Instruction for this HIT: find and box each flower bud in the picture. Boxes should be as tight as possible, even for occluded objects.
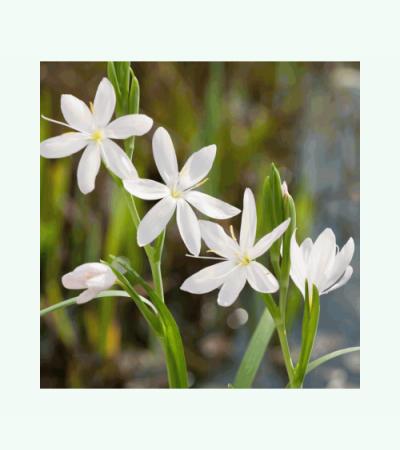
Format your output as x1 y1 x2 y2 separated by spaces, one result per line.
62 262 116 304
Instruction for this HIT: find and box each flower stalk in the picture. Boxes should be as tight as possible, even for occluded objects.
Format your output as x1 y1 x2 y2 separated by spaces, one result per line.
107 62 187 386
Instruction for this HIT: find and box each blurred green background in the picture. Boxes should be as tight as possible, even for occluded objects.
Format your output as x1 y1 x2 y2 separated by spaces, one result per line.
40 62 360 388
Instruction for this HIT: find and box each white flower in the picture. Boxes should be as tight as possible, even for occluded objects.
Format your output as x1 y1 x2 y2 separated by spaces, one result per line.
123 127 241 255
40 77 153 194
62 262 116 304
290 229 354 298
180 188 290 307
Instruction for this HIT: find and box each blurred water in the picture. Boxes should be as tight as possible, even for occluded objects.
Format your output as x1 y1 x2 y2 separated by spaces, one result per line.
201 64 360 388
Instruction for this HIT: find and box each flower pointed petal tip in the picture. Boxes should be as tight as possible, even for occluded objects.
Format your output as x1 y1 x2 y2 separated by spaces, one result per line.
180 260 235 294
217 268 247 307
184 191 240 220
40 133 89 159
61 94 94 133
176 200 201 256
240 188 257 250
137 196 177 246
152 127 179 186
77 144 101 194
105 114 153 139
93 77 116 127
76 289 98 304
123 178 169 200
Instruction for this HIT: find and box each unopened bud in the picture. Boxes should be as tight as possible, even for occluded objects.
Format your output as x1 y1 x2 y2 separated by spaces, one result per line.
281 181 289 198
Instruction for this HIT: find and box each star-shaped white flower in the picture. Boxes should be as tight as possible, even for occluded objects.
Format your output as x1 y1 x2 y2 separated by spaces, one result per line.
290 229 354 298
40 77 153 194
123 127 241 255
180 188 290 307
62 262 116 304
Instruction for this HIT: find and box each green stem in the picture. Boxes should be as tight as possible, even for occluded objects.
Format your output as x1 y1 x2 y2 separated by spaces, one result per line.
108 61 185 387
261 294 295 387
275 319 295 386
40 290 130 316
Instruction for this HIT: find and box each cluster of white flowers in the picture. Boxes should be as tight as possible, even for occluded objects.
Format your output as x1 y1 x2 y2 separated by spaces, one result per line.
42 78 354 305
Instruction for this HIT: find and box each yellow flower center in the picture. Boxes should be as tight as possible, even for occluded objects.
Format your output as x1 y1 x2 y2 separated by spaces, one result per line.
239 254 251 266
91 129 104 143
171 188 182 199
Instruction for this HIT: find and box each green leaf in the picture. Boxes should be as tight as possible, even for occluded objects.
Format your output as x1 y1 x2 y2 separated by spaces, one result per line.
128 69 140 115
108 256 189 388
279 193 296 319
40 290 131 316
293 284 320 387
306 347 360 375
232 307 275 388
270 163 284 226
106 258 163 336
107 62 121 97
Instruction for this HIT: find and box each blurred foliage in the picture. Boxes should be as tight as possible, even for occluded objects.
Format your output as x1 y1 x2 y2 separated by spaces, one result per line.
40 62 359 388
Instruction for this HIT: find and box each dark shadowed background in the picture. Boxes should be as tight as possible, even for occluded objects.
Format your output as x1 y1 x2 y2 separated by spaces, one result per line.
40 62 360 388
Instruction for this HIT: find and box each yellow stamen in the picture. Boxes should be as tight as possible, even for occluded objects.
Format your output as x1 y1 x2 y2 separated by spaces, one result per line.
240 255 251 266
229 225 237 241
171 189 182 199
91 129 104 143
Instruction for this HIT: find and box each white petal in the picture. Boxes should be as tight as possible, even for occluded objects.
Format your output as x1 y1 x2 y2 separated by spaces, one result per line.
123 178 169 200
62 272 88 289
246 261 279 293
62 262 109 289
152 127 179 186
248 218 291 260
137 196 177 246
105 114 153 139
40 133 89 158
322 266 353 295
324 237 355 290
300 238 313 264
181 260 235 294
184 190 241 219
86 271 116 289
289 232 307 297
76 288 100 304
176 200 201 255
77 143 101 194
199 220 241 260
308 228 336 289
101 139 138 179
93 78 116 128
178 145 216 190
61 94 94 133
217 266 247 307
239 188 257 250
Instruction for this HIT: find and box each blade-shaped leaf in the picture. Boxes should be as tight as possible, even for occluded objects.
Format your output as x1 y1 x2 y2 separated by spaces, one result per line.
108 256 189 388
232 307 275 388
306 347 360 375
40 290 131 316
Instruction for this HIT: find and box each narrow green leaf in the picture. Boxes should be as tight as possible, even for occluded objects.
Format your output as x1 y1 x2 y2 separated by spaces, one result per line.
279 194 296 319
108 256 189 388
107 62 121 97
270 163 284 226
106 259 163 336
128 69 140 114
293 284 320 387
40 290 131 316
232 308 275 388
260 175 273 234
306 347 360 375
